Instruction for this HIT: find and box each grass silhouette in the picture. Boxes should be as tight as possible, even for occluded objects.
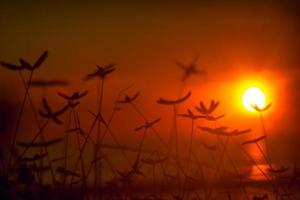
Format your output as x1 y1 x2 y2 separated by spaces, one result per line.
0 51 299 200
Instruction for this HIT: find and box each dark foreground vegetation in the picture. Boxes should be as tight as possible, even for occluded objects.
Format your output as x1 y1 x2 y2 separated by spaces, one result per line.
0 51 299 200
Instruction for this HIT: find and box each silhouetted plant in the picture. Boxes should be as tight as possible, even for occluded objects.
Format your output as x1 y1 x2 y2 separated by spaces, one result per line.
157 91 191 105
83 64 116 198
116 91 140 104
83 64 115 81
1 51 49 174
174 56 206 82
0 51 296 200
29 79 70 87
1 51 48 71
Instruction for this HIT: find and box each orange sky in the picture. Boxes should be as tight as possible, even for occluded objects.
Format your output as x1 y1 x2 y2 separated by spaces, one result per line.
0 1 300 165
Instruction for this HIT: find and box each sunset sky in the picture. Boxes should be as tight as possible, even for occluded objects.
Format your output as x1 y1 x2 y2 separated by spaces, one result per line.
1 1 300 165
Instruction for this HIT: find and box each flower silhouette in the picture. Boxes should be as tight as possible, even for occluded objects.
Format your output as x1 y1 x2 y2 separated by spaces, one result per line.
251 103 272 112
83 64 115 81
135 118 161 131
39 98 69 124
174 56 206 81
1 51 48 71
195 100 219 115
116 91 140 104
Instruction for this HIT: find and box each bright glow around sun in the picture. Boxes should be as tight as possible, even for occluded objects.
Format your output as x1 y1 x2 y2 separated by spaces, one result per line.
242 87 266 112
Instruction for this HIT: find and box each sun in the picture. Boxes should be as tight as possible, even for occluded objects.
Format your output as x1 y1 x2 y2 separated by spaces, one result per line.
242 87 266 112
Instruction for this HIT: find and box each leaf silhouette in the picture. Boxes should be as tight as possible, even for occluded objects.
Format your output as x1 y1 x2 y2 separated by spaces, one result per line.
17 137 63 148
141 156 168 165
32 51 48 69
0 61 26 71
204 114 225 121
251 103 272 112
56 167 81 178
29 79 70 87
157 91 191 105
242 135 266 145
177 109 206 120
199 126 251 136
116 91 140 104
135 118 161 131
65 127 85 135
19 153 48 162
195 100 219 115
228 128 251 136
1 51 48 71
58 90 88 101
39 98 69 124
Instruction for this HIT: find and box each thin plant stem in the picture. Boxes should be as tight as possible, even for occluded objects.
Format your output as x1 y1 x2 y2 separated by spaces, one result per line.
99 85 134 144
19 71 45 182
137 129 147 161
63 110 72 185
256 142 280 197
94 78 104 199
10 119 49 169
232 138 271 182
153 164 156 193
130 102 167 155
219 138 250 200
173 105 179 175
19 81 58 185
73 109 90 200
207 136 229 200
7 71 34 172
192 152 208 200
72 112 132 183
182 119 195 199
259 113 272 165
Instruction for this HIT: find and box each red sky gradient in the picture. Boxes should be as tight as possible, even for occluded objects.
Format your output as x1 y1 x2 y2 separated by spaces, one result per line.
0 1 300 166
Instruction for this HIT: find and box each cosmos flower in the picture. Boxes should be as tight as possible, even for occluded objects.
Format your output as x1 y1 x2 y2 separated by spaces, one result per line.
195 100 219 115
251 103 272 112
83 64 115 81
39 98 69 124
174 56 206 81
58 90 88 107
1 51 48 71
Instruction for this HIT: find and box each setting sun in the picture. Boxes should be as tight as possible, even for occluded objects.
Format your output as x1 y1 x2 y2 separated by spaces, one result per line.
242 86 266 112
0 1 297 199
